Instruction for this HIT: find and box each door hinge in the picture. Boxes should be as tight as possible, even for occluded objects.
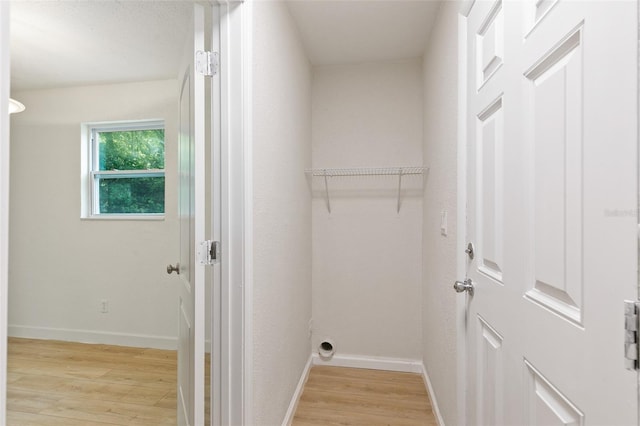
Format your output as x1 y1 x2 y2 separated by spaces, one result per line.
624 300 639 370
198 240 221 265
196 50 218 77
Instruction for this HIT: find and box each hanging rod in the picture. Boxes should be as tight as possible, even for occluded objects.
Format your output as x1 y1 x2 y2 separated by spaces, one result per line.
304 166 427 213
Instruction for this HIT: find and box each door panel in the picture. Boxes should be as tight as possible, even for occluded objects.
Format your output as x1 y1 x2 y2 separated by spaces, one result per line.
524 360 583 426
525 25 584 325
477 316 504 426
176 4 206 426
464 1 638 425
525 0 559 33
476 96 504 283
522 3 637 424
476 0 503 90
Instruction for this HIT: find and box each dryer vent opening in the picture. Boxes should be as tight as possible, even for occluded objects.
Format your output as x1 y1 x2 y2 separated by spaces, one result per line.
318 339 335 360
320 341 332 351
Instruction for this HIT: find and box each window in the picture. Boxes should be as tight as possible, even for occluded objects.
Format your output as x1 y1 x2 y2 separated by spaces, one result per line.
84 120 165 218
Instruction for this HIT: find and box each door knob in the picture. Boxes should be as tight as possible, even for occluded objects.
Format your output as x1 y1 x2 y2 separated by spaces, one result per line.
167 263 180 275
454 278 474 296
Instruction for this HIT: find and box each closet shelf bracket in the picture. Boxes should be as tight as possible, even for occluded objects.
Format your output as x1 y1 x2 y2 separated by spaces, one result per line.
323 169 331 213
305 166 427 213
397 169 403 213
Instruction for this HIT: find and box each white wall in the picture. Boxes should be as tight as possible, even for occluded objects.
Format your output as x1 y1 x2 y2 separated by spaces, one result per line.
421 2 460 425
8 79 179 349
311 60 423 361
251 2 312 425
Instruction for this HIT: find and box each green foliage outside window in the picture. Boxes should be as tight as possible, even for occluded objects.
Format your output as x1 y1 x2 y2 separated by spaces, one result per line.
96 128 165 214
98 129 164 171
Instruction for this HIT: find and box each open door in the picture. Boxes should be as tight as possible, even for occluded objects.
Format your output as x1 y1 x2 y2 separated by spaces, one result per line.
168 4 206 425
0 2 9 425
459 1 638 424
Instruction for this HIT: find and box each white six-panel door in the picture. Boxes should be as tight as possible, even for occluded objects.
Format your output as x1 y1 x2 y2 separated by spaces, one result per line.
463 1 638 424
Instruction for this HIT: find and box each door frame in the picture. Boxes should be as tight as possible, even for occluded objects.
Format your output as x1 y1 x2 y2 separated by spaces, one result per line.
0 2 10 425
214 1 248 425
456 2 473 425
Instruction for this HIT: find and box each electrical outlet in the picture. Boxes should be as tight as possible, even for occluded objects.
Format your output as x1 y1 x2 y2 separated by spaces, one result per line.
100 299 109 314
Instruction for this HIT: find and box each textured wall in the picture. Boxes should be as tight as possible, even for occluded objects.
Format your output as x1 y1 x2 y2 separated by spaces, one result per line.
9 79 179 349
421 2 460 425
312 60 423 361
251 2 313 424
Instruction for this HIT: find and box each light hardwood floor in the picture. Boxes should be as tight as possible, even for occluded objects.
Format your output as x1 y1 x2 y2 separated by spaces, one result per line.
7 337 178 426
8 338 435 425
292 366 438 426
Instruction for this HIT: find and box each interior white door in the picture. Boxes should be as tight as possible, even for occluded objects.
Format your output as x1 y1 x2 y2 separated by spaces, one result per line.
174 4 206 426
462 1 638 424
0 3 9 425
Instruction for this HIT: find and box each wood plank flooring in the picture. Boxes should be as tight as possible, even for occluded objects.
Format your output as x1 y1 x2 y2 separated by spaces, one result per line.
292 366 438 426
7 337 177 426
9 338 436 425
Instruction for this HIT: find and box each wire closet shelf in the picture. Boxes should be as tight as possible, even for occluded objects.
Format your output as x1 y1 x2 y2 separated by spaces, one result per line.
305 166 428 213
304 166 426 177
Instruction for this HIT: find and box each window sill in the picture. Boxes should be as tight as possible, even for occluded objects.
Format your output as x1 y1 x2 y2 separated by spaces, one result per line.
81 215 165 221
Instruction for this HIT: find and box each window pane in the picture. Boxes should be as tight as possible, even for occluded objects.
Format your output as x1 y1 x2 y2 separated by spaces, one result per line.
98 176 165 214
97 129 165 171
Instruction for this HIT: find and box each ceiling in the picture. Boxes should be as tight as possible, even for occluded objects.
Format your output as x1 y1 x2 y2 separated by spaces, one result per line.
9 0 441 92
10 1 193 91
287 0 441 66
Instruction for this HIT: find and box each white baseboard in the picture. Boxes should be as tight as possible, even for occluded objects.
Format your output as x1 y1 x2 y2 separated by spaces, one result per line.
282 354 313 426
421 363 445 426
311 352 422 373
8 325 177 350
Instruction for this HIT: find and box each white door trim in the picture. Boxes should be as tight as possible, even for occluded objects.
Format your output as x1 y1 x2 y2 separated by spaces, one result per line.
0 2 9 425
210 4 223 425
214 0 251 424
456 4 470 425
239 1 253 424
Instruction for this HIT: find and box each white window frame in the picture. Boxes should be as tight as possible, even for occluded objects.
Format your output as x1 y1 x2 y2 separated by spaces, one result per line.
81 119 166 220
